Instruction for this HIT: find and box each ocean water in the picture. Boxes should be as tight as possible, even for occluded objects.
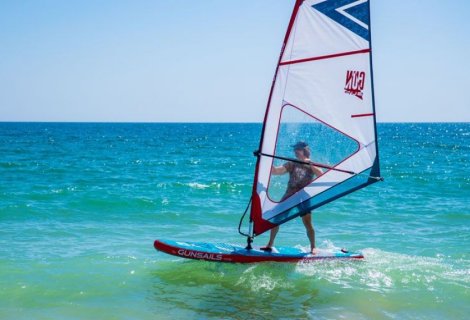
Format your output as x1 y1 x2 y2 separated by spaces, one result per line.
0 122 468 319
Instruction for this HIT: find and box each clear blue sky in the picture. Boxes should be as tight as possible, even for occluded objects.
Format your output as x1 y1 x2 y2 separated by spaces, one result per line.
1 0 469 122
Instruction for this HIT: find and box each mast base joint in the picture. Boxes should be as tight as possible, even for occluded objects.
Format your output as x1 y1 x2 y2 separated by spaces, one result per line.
245 236 254 250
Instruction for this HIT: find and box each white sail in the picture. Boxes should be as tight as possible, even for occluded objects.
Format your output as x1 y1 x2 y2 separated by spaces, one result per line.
250 0 380 236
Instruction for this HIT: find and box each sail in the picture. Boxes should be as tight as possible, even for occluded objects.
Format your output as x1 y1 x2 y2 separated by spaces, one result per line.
250 0 381 236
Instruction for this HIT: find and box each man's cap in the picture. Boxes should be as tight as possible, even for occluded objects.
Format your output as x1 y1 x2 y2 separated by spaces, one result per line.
291 141 308 149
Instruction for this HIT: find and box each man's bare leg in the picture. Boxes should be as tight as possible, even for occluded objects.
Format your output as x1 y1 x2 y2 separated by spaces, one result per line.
262 226 279 251
301 213 317 254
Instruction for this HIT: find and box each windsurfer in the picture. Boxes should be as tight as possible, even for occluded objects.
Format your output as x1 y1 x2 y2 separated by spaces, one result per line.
262 141 323 254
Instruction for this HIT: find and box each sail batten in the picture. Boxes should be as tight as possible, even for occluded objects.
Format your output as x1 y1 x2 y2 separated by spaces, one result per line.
280 48 370 66
250 0 380 237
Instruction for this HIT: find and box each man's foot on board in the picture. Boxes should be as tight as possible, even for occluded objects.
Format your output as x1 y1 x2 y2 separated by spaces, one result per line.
310 248 318 255
260 246 273 252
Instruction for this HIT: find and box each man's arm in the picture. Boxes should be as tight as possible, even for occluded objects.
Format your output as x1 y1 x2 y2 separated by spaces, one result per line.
311 165 323 177
271 165 287 175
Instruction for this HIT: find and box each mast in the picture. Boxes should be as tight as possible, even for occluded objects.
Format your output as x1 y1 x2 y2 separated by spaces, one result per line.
248 0 304 244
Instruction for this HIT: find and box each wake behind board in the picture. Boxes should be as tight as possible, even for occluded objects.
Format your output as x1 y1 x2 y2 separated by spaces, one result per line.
154 239 363 263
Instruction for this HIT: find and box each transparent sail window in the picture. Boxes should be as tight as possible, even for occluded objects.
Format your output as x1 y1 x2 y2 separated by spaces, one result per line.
267 103 360 202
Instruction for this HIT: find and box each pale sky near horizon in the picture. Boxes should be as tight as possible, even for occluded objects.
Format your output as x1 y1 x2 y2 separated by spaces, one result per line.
1 0 469 123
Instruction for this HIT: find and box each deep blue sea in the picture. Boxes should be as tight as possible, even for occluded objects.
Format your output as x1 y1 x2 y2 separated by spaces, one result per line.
0 122 469 319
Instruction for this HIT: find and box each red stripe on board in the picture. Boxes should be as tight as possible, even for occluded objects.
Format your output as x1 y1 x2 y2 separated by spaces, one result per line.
280 49 370 66
351 113 374 118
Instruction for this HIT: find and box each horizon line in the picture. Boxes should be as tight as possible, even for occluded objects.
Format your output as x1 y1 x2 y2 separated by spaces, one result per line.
0 120 469 124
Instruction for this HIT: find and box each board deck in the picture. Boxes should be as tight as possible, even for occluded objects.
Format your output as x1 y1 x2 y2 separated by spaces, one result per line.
154 239 363 263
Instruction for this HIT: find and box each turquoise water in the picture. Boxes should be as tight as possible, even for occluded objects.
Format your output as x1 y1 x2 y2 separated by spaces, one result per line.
0 122 468 319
